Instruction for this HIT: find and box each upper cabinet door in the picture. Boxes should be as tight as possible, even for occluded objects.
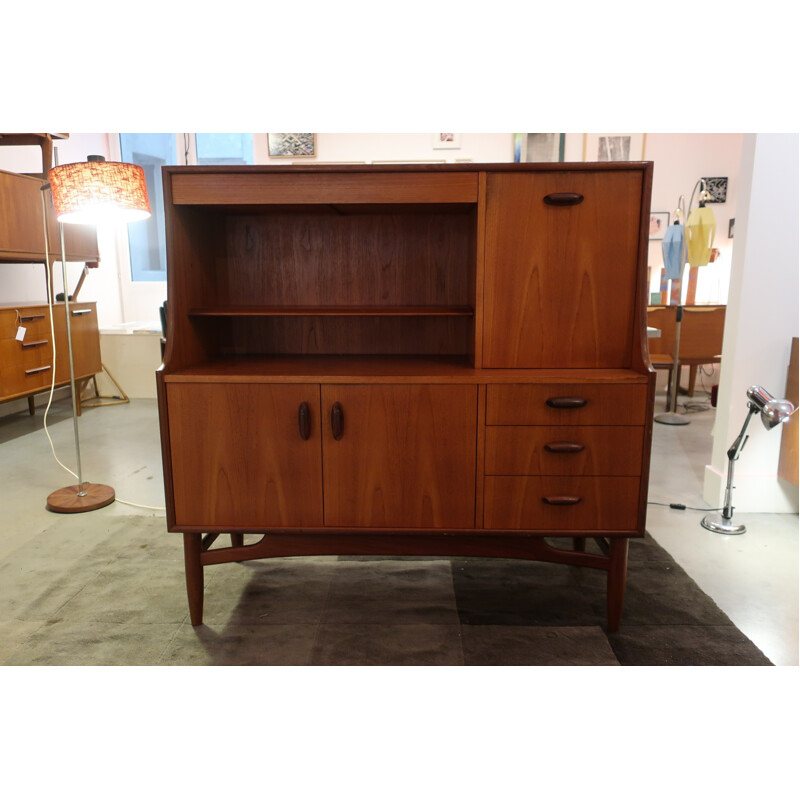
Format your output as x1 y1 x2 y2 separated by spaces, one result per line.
167 383 323 529
483 170 644 368
321 384 477 529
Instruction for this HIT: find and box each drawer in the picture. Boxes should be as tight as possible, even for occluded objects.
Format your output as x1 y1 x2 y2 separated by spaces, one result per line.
484 426 644 476
0 307 52 341
170 171 479 206
486 383 647 426
0 338 54 396
484 476 641 531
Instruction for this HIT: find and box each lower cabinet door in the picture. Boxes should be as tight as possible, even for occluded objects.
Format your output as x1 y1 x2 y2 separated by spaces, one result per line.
321 384 477 528
167 383 323 528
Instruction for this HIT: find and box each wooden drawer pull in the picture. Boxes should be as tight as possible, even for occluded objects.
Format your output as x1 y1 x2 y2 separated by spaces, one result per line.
298 402 311 441
21 339 49 349
71 309 92 316
542 495 582 506
25 365 51 375
546 396 587 409
19 314 45 322
330 402 344 440
544 441 585 454
543 192 584 207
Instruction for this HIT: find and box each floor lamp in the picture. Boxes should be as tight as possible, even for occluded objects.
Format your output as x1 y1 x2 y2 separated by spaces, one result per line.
701 385 796 535
655 180 716 427
45 155 150 513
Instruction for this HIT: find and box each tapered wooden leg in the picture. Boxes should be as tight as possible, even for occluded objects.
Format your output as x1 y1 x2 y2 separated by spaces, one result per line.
27 396 36 415
688 366 697 397
572 537 586 552
230 533 244 547
183 533 204 626
606 538 629 633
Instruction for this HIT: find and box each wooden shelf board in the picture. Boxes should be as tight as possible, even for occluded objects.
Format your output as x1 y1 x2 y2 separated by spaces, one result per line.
188 305 475 317
163 355 650 384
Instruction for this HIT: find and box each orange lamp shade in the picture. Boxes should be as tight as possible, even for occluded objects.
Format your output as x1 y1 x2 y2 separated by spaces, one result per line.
48 158 151 225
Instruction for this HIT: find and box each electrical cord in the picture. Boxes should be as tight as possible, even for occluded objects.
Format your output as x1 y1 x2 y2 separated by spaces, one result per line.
38 188 166 513
648 501 725 511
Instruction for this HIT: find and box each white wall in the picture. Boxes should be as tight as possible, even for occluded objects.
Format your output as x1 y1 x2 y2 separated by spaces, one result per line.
703 133 799 513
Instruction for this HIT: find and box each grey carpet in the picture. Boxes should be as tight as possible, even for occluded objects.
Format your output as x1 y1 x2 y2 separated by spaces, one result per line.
0 516 772 666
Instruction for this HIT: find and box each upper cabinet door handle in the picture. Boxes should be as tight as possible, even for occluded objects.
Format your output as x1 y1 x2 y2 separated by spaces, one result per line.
546 397 587 409
543 192 584 206
298 402 311 441
330 402 344 440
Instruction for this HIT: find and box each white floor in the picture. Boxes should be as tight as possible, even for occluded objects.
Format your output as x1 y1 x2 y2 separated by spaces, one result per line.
646 374 798 666
1 375 797 665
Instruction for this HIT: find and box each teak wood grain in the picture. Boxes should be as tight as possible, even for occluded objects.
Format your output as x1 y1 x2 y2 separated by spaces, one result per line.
166 383 324 528
222 211 472 308
170 171 479 205
320 384 477 528
486 383 648 426
483 170 643 368
484 475 641 530
484 425 644 476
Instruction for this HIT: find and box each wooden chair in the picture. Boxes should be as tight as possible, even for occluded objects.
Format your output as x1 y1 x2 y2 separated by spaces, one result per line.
647 305 677 410
677 305 726 396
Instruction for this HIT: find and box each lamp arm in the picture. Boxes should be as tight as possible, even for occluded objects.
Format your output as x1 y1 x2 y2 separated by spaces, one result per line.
727 404 759 461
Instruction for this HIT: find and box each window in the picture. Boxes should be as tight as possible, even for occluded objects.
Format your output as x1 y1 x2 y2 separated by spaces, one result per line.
119 133 254 281
119 133 176 282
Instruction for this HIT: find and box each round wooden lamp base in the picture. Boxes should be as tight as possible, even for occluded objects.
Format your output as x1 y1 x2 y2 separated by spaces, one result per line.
46 483 115 513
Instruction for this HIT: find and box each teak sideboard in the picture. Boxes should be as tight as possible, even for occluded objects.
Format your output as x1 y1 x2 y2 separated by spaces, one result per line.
156 162 656 630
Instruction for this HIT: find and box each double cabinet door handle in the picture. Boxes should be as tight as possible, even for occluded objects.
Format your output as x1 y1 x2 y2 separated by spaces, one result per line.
297 401 345 440
298 402 311 441
330 402 344 440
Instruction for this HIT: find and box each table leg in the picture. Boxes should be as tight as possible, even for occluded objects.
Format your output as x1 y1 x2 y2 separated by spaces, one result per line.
607 538 629 633
183 534 204 626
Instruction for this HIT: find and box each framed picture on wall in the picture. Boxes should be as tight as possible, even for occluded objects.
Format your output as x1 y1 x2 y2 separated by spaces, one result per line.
514 133 565 162
649 212 670 240
268 133 316 158
432 134 462 149
583 133 645 162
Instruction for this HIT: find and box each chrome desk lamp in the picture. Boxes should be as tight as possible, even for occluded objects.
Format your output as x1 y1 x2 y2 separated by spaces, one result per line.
702 385 796 534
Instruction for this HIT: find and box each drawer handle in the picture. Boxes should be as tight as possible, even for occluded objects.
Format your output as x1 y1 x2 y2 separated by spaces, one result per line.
542 495 582 506
544 442 585 454
543 192 584 207
21 339 49 349
546 397 587 409
71 309 92 316
298 402 311 441
331 402 344 440
19 314 45 322
25 365 51 375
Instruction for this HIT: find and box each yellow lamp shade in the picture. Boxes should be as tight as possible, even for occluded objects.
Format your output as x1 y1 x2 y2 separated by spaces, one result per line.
48 157 151 225
686 206 716 267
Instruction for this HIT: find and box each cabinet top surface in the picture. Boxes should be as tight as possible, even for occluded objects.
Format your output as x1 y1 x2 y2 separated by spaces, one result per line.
163 161 653 176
